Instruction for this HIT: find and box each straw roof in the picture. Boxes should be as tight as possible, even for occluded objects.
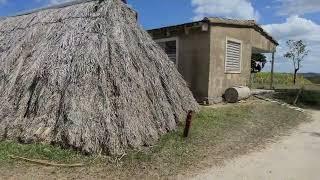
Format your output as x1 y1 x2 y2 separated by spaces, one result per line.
0 0 198 154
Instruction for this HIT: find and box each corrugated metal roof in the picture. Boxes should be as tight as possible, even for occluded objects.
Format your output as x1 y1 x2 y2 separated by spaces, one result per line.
205 17 278 45
205 17 256 26
149 17 279 46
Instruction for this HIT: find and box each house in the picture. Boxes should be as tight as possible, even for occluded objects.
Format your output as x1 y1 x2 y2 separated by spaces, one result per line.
148 17 278 104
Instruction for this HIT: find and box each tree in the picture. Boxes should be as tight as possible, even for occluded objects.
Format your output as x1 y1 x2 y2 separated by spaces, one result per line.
251 53 267 73
284 40 309 84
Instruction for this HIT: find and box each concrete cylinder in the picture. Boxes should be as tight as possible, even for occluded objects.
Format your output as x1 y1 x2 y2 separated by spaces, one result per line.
224 86 251 103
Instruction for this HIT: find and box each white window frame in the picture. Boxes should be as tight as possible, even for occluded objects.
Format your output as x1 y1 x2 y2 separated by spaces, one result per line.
225 37 242 74
155 37 179 67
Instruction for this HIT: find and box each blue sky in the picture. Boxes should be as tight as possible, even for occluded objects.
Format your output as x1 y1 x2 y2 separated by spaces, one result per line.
0 0 319 73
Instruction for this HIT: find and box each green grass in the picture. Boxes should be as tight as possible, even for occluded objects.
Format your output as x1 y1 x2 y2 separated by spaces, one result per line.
0 107 250 166
122 104 308 175
251 72 320 109
273 88 320 110
305 76 320 84
0 141 89 164
251 72 312 89
0 102 309 179
123 105 251 174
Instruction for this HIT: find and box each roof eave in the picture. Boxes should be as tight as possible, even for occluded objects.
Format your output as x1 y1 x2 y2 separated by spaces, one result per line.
208 22 279 46
148 18 279 46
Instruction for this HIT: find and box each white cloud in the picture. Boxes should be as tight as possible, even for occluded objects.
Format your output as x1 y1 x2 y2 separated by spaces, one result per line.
263 16 320 73
48 0 73 5
191 0 260 21
263 15 320 42
277 0 320 15
35 0 73 5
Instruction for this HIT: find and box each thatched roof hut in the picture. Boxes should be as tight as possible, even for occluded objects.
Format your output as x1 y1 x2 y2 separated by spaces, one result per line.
0 0 198 154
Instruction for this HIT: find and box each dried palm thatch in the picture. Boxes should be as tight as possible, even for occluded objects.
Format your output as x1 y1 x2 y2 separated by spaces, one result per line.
0 0 198 155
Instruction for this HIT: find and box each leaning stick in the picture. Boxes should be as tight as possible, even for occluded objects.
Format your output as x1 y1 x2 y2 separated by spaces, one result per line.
9 155 85 167
293 87 304 106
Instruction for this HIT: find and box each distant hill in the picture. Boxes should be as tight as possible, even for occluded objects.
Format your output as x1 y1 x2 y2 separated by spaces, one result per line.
300 73 320 78
300 73 320 84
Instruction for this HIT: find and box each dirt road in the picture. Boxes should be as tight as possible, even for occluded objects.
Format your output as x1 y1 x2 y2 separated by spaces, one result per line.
194 110 320 180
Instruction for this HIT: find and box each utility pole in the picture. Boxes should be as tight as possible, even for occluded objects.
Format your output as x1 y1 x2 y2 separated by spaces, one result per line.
270 51 275 89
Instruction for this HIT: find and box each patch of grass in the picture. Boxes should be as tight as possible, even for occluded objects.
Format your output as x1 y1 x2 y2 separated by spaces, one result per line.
122 106 252 176
273 88 320 110
0 141 89 164
251 72 320 109
0 102 310 179
103 103 309 179
251 72 312 89
305 76 320 84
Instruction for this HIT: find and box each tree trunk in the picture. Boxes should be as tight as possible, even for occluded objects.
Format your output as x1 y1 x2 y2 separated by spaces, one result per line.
293 69 299 85
270 52 275 89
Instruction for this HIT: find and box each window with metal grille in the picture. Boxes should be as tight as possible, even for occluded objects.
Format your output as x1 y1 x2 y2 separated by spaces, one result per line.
225 39 242 73
155 38 179 66
158 41 177 64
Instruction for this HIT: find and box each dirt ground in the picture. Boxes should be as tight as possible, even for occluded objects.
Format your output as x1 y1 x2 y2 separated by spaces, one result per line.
193 110 320 180
0 101 314 180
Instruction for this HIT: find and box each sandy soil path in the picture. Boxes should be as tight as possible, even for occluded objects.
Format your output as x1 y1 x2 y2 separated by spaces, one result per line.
193 110 320 180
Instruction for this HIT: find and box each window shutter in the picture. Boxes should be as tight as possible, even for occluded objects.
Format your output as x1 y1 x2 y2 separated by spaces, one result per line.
157 40 177 65
225 40 241 73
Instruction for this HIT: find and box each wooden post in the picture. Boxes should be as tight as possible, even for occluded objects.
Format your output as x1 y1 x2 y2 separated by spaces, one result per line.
293 87 304 106
183 110 194 138
270 52 275 89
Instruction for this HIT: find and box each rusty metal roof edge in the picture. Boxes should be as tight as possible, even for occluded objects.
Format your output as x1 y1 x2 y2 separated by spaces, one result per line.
147 20 207 32
148 17 279 46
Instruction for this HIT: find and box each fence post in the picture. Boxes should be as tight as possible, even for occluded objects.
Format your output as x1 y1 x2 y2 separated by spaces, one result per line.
183 110 194 138
270 52 275 89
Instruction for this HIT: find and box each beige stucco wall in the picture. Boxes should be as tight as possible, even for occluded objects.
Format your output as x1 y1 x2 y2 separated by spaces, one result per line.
150 28 211 101
178 31 211 101
208 26 253 101
149 24 277 103
251 30 277 53
208 26 277 101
